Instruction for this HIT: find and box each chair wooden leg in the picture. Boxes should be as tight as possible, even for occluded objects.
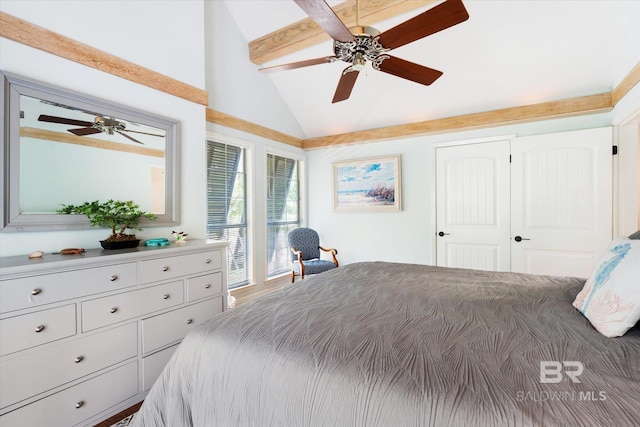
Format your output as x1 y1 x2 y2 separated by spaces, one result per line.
291 271 295 283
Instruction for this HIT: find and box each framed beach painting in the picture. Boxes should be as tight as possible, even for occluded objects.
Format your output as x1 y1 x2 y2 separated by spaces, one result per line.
333 155 402 212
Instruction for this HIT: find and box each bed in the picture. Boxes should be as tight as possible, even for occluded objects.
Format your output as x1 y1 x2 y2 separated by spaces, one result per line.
132 262 640 426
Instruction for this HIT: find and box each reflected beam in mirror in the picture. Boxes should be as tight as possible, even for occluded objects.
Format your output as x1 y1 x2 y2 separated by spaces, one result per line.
20 127 165 158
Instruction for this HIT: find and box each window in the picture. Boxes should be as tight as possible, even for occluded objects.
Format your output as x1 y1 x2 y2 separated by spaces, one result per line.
266 153 299 277
206 141 248 288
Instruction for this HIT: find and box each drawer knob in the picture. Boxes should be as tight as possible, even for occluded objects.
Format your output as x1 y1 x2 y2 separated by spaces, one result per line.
186 318 193 324
163 294 170 300
31 288 42 296
75 401 84 409
109 275 118 282
205 259 211 264
74 356 84 363
205 283 211 289
162 266 169 272
110 307 118 314
34 325 45 333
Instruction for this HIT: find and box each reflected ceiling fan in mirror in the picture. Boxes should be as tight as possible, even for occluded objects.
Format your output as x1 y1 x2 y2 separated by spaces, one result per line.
37 114 164 145
259 0 469 103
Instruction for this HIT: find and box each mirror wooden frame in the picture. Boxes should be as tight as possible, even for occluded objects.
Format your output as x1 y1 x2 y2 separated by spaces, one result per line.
0 71 181 232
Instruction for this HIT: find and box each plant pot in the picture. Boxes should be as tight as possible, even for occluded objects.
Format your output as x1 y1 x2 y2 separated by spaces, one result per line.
100 239 141 250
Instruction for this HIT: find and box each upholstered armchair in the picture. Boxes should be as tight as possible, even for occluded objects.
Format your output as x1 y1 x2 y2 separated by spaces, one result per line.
288 228 339 283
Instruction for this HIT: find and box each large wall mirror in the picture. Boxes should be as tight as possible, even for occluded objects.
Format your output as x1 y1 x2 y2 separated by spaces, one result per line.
1 71 181 232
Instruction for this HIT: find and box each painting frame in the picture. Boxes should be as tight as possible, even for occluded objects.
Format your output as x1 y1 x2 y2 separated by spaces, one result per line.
332 155 402 212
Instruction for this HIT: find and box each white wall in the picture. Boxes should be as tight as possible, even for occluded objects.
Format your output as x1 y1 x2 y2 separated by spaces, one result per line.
615 120 640 236
205 0 306 139
307 113 620 266
612 1 640 88
0 0 207 256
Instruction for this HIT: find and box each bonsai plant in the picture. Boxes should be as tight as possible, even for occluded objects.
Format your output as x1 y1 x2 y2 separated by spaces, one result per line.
57 199 156 249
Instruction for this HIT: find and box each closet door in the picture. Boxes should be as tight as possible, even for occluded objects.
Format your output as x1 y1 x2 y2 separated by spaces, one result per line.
510 127 612 278
436 140 511 271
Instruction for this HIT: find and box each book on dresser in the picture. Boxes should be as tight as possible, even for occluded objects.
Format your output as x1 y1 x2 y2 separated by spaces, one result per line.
0 239 228 427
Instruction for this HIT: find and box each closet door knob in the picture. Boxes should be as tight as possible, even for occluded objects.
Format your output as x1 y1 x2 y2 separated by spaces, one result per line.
438 231 450 237
514 236 531 242
34 325 45 333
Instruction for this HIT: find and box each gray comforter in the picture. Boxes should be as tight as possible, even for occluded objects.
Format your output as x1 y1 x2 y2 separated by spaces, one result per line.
133 262 640 427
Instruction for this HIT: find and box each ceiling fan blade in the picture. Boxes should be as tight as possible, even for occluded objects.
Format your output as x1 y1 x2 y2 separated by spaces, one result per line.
116 130 144 145
376 56 443 86
377 0 469 50
38 114 94 128
68 127 102 136
259 56 337 74
332 69 359 103
122 129 164 138
294 0 355 42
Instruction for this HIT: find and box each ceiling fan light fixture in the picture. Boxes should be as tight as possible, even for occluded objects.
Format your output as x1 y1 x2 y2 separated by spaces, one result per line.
334 26 389 68
352 52 366 71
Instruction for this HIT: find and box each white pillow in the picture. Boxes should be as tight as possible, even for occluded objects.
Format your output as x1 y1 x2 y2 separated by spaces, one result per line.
573 238 640 337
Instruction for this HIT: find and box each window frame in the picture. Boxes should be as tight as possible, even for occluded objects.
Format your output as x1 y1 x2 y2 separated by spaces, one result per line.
205 134 253 289
265 148 306 279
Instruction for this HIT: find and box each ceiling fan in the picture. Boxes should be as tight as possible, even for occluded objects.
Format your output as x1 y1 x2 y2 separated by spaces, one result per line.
259 0 469 103
37 114 163 145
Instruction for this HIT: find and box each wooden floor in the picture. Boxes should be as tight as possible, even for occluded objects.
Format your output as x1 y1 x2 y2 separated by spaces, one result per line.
93 402 143 427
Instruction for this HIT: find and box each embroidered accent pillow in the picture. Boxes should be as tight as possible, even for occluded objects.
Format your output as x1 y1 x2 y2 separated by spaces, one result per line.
573 238 640 337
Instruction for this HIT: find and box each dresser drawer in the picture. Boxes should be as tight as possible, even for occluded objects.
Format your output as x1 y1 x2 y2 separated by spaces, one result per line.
142 297 223 354
140 250 222 284
82 281 183 332
0 304 76 356
187 272 223 301
0 361 138 427
142 344 179 391
0 263 137 314
0 323 137 409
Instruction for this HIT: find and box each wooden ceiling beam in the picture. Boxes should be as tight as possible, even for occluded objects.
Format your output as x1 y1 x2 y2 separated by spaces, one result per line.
613 60 640 106
302 93 613 149
206 109 304 148
0 12 209 106
249 0 437 65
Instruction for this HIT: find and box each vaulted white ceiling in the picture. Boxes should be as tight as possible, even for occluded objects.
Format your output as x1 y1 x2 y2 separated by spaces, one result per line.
222 0 636 139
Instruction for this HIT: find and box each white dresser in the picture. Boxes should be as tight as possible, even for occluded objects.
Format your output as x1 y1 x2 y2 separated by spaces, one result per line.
0 240 227 427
